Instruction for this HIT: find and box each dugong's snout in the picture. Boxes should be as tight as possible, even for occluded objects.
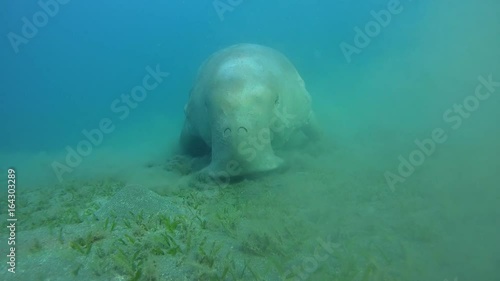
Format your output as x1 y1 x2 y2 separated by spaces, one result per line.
207 125 285 178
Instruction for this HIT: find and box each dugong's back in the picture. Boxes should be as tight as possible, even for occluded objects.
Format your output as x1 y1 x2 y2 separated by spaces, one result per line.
187 43 312 140
195 44 299 86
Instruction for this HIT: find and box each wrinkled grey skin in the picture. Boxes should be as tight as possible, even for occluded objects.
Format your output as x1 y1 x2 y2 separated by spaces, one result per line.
180 43 320 178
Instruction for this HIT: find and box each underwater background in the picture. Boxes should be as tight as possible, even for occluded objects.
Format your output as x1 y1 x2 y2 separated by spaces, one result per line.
0 0 499 280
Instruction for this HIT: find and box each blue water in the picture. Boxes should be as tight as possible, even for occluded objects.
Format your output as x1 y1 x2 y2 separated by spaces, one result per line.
0 1 499 280
0 0 428 152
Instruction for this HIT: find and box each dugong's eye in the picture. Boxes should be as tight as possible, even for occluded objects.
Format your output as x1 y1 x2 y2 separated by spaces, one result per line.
275 96 279 105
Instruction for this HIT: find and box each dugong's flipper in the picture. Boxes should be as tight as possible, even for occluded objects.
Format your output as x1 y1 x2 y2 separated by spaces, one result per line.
302 112 322 140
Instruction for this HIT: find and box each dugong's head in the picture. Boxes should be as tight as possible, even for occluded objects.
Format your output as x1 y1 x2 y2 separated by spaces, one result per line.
203 77 285 178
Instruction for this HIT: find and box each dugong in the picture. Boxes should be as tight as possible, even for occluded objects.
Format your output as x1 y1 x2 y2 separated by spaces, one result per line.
179 43 320 179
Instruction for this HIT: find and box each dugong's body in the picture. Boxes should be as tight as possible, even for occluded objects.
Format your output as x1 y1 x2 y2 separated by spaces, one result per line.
180 43 320 178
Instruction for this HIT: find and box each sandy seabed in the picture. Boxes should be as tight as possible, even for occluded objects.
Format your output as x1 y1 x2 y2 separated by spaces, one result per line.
0 109 498 281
